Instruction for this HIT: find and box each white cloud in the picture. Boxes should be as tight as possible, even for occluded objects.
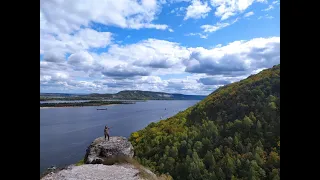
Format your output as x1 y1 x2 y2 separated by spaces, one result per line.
43 50 66 63
258 14 274 19
272 0 280 5
184 37 280 76
105 39 190 71
67 51 95 71
210 0 256 20
168 0 192 2
244 11 254 17
185 33 208 39
266 14 274 19
262 5 274 11
40 0 170 34
201 18 238 33
201 23 230 33
40 28 112 57
41 36 280 94
40 0 280 95
184 0 212 20
170 7 186 16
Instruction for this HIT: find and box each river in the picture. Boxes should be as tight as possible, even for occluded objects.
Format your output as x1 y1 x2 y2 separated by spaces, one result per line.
40 100 199 173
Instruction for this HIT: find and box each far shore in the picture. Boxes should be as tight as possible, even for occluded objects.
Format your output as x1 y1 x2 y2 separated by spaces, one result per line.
40 100 136 108
40 104 116 109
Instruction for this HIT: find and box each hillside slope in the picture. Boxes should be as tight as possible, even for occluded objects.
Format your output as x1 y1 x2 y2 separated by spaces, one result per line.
129 65 280 180
110 90 206 100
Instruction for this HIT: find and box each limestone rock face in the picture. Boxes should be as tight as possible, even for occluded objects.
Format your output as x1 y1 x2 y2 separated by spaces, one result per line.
41 164 142 180
84 136 134 164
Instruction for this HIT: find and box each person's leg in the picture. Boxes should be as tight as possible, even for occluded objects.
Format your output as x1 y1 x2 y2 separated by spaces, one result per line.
104 133 107 140
107 133 110 141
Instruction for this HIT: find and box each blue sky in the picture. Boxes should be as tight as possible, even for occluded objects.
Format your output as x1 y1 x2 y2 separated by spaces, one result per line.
40 0 280 95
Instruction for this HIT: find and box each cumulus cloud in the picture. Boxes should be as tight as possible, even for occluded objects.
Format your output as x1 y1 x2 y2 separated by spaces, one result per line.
184 37 280 75
133 58 176 69
209 0 267 20
102 64 150 79
40 0 279 95
184 0 211 20
210 0 254 20
40 0 170 34
43 50 66 62
105 39 190 70
67 51 95 72
40 28 112 59
41 35 280 94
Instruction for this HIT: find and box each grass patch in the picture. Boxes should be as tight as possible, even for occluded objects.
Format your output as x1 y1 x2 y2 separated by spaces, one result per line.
75 158 85 166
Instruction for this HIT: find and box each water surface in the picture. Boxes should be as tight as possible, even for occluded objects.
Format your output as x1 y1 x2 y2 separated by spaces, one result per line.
40 100 199 173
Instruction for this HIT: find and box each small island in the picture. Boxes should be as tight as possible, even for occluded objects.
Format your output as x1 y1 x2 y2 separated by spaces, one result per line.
40 100 136 108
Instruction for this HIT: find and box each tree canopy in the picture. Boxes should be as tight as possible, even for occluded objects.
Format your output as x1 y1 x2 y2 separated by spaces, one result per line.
129 64 280 180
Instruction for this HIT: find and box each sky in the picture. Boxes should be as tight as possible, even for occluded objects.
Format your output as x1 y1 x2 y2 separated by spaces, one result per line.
40 0 280 95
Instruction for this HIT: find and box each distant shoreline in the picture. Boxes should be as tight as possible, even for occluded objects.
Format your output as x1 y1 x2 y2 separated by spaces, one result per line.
40 104 116 109
40 101 136 108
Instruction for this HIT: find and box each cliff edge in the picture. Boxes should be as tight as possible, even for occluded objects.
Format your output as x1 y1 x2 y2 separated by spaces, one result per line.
41 136 166 180
84 136 134 164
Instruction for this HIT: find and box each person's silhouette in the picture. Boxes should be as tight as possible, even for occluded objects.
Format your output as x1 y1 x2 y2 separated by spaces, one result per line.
104 125 111 141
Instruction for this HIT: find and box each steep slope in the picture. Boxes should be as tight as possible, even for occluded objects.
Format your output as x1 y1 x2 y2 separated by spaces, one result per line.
129 65 280 180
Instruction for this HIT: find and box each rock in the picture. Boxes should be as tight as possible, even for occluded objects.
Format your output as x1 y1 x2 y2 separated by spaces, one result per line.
84 136 134 164
41 164 142 180
47 166 57 171
41 136 160 180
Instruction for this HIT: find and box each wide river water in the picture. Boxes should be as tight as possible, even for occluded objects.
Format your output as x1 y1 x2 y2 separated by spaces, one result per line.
40 100 200 173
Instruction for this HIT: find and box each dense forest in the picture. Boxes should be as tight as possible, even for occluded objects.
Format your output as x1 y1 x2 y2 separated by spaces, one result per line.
40 90 206 101
129 65 280 180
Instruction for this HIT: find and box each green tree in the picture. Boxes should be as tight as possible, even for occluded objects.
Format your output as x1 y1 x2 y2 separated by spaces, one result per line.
269 169 280 180
203 151 216 170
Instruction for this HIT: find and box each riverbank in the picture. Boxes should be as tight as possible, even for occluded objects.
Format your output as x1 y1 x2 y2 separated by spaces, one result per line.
40 104 116 109
40 100 136 108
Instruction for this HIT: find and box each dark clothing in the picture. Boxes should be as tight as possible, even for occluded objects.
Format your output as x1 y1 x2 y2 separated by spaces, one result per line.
105 133 109 141
104 127 110 141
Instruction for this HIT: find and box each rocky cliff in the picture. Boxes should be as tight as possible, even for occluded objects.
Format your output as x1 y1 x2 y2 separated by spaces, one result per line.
41 136 164 180
84 136 134 164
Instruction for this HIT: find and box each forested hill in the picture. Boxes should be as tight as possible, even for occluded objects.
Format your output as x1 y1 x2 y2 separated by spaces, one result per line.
90 90 206 100
40 90 206 101
129 64 280 180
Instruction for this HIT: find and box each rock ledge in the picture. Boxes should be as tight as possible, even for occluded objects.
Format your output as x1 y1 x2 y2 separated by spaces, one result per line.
84 136 134 164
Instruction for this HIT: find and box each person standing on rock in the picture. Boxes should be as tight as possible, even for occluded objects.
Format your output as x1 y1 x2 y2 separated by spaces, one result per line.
104 125 111 141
